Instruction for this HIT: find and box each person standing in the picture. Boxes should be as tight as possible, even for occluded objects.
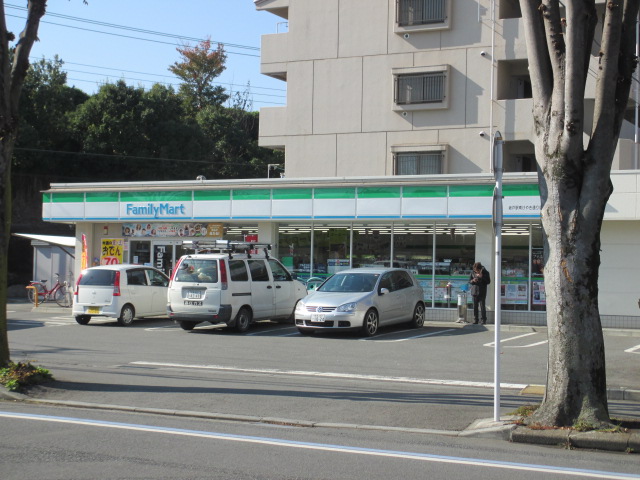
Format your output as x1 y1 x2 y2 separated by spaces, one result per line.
469 262 491 324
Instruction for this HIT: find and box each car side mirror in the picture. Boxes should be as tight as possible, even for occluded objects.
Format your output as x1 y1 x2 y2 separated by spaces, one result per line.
379 287 390 295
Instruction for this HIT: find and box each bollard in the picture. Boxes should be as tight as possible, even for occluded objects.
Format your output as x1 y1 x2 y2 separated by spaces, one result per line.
456 291 468 323
26 285 39 307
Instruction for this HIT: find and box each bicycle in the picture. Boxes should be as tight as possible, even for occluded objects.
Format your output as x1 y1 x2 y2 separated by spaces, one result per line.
27 273 73 307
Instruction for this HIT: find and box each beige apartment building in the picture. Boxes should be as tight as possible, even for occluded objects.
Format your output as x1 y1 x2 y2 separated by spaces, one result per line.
255 0 637 176
42 1 640 326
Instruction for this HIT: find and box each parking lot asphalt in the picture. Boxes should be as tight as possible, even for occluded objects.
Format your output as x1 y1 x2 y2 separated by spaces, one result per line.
3 299 640 452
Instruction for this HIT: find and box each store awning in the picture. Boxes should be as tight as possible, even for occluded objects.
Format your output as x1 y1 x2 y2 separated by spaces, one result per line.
13 233 76 248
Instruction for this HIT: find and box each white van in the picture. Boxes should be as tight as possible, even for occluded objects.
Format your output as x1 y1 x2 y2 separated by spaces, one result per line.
167 248 307 332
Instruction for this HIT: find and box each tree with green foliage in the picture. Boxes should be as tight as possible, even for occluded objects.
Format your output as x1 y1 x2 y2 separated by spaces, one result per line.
0 0 48 368
518 0 639 427
70 80 210 181
13 55 88 224
169 38 228 114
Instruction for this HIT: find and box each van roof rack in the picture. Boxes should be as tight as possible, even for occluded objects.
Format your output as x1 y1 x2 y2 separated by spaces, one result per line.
185 240 271 258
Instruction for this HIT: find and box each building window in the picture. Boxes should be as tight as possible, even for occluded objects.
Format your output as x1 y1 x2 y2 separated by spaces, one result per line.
397 0 447 27
395 152 444 175
395 72 446 105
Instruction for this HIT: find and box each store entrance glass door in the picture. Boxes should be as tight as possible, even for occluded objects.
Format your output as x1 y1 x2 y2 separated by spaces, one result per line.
153 241 187 277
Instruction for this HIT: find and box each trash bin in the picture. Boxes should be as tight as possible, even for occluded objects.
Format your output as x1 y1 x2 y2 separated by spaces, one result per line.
457 291 468 323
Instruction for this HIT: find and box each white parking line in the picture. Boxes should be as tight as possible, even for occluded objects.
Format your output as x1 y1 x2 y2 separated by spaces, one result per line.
130 361 527 389
247 327 296 336
367 328 457 342
484 332 537 347
624 344 640 354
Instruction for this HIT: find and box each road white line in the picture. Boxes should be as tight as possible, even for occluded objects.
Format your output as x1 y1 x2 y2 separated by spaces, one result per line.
369 328 457 342
484 332 538 347
130 361 527 389
624 344 640 354
0 411 637 479
247 327 296 336
503 340 548 349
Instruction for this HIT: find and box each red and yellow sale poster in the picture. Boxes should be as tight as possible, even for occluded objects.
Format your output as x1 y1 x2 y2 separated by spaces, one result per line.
101 239 124 265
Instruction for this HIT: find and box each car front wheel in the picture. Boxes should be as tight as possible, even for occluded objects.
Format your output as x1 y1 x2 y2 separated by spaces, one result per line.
361 309 379 337
409 303 425 328
118 305 135 326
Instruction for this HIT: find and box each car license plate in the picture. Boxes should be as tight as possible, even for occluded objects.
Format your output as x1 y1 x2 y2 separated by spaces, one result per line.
184 301 203 306
87 307 100 314
310 314 325 322
186 290 202 300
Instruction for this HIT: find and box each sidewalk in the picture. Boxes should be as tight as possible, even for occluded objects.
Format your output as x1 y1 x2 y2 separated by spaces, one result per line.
2 384 639 453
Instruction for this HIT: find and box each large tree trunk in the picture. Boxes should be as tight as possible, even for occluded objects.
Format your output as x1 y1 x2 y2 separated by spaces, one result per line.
0 0 47 367
533 146 611 426
519 0 639 427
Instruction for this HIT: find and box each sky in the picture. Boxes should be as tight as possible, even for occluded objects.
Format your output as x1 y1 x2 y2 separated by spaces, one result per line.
4 0 287 110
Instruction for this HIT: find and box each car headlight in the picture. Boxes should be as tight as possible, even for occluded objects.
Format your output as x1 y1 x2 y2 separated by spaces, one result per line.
295 301 306 312
336 302 357 313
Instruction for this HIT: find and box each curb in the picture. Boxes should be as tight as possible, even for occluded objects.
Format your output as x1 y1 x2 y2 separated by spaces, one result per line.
1 388 637 452
511 426 640 453
520 385 640 402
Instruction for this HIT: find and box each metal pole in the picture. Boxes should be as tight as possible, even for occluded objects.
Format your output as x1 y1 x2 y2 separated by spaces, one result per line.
493 131 504 422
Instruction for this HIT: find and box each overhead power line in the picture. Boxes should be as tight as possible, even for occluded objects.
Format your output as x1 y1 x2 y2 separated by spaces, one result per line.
5 3 261 52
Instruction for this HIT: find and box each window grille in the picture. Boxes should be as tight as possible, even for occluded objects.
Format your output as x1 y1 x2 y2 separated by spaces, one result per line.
397 0 447 27
395 72 446 105
395 152 443 175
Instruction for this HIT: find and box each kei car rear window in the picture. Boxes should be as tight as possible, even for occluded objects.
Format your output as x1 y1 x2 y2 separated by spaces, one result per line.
79 270 117 286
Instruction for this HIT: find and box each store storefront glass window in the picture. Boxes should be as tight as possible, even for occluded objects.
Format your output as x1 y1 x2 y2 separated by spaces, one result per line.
392 223 433 305
352 223 392 268
278 224 312 281
224 224 259 242
530 224 546 311
312 224 351 280
433 223 476 308
501 224 533 311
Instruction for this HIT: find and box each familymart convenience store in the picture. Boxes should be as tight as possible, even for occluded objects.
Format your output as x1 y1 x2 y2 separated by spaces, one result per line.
42 172 640 326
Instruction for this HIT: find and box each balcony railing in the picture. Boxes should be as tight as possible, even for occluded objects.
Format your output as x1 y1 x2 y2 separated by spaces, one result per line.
395 72 446 105
396 0 447 27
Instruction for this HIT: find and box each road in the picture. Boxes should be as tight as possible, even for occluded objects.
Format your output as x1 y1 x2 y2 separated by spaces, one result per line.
2 302 640 479
2 402 640 480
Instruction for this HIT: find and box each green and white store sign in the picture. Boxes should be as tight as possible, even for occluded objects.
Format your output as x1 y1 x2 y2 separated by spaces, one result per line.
42 184 541 222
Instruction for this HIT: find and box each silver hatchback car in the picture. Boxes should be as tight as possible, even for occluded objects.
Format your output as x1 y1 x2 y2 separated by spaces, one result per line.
294 268 425 336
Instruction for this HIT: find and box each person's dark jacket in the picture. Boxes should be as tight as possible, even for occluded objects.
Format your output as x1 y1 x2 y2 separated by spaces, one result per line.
469 267 491 297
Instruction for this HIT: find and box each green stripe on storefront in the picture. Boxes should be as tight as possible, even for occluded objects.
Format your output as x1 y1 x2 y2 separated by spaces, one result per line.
503 184 540 196
42 193 51 202
358 187 401 198
86 192 119 202
194 190 231 201
402 186 447 198
233 189 271 200
120 191 192 202
449 185 493 197
272 189 312 200
314 188 356 199
51 192 84 203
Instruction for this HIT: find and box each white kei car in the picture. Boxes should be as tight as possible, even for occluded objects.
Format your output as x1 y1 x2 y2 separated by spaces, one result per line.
72 264 169 326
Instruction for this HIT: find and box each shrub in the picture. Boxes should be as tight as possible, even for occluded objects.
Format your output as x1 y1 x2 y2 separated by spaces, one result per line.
0 362 53 392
